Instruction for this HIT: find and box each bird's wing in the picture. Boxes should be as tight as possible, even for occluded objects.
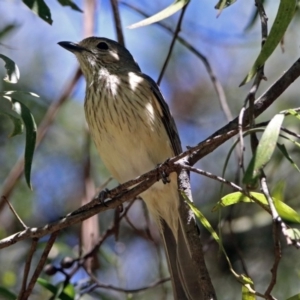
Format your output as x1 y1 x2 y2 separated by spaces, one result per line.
142 74 182 156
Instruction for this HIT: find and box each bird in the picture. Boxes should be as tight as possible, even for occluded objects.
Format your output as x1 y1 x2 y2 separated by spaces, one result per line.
58 37 202 299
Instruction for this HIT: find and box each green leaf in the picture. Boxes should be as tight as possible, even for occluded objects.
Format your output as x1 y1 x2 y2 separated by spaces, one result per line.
274 198 300 223
0 96 24 136
0 54 20 83
242 285 256 300
14 101 37 189
186 197 255 287
57 0 83 12
286 293 300 300
128 0 189 29
215 0 237 16
287 108 300 120
243 114 284 186
0 286 17 300
240 0 296 86
271 181 286 202
277 143 300 172
37 278 75 300
23 0 53 25
214 192 300 223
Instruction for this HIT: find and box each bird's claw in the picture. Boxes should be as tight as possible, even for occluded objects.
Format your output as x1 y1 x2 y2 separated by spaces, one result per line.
97 188 111 207
157 158 171 184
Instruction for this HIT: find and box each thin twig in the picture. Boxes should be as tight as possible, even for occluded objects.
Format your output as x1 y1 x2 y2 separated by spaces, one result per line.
18 238 39 298
157 3 188 85
86 268 170 293
260 176 281 300
110 0 125 46
1 196 27 228
20 232 58 300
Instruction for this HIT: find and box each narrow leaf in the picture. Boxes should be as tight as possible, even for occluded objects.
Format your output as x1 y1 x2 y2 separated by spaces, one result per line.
0 24 16 40
14 100 37 189
37 279 74 300
243 114 284 185
215 0 237 16
0 54 20 83
214 192 300 223
277 143 300 172
0 96 24 136
240 0 296 86
57 0 83 12
242 285 256 300
128 0 189 29
23 0 53 25
287 108 300 120
186 197 255 286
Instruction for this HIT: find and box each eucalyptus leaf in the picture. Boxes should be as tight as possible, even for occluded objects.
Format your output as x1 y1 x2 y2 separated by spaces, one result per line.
243 114 284 185
240 0 296 86
37 278 74 300
0 54 20 83
57 0 83 12
23 0 53 25
0 96 24 136
128 0 189 29
214 192 300 223
12 100 37 189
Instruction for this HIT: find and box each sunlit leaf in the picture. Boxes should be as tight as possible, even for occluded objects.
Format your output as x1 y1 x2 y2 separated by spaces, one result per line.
242 285 256 300
271 181 286 202
243 114 284 186
37 278 74 300
57 0 83 12
0 54 20 83
214 192 300 223
128 0 189 29
287 108 300 120
23 0 53 25
240 0 296 86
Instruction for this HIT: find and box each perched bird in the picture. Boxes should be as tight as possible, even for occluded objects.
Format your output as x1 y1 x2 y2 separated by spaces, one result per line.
58 37 202 299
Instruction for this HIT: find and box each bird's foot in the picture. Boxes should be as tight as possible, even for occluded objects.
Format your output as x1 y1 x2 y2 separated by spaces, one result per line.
157 158 171 184
96 188 112 207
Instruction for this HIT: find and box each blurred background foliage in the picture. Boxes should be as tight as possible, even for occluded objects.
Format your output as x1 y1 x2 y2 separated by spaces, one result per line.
0 0 300 299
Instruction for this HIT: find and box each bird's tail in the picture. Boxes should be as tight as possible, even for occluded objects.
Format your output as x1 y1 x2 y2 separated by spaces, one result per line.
161 218 203 300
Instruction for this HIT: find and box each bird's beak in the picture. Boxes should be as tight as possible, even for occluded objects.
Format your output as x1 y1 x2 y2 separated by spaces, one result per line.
58 41 87 53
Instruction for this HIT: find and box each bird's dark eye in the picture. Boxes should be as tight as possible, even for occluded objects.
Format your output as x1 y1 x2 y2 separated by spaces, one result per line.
96 42 109 50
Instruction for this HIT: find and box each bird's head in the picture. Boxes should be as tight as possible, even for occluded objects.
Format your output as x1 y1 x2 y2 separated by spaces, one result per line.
58 37 141 80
